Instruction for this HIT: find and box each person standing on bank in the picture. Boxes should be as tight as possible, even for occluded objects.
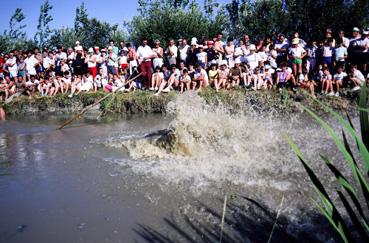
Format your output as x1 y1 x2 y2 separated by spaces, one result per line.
137 38 155 89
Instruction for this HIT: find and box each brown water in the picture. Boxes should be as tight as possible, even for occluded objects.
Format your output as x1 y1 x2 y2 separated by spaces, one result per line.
0 115 185 243
0 97 352 242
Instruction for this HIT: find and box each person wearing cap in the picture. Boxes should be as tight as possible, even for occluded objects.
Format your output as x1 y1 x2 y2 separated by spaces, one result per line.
107 46 118 77
137 38 156 88
217 60 229 90
178 39 190 65
152 39 164 69
228 59 242 87
86 47 98 79
196 45 207 69
55 46 67 76
165 39 178 66
66 47 75 67
72 46 86 76
288 38 306 78
188 40 198 66
348 27 363 66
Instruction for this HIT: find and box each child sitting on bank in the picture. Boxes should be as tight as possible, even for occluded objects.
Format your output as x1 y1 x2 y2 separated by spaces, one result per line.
180 68 191 94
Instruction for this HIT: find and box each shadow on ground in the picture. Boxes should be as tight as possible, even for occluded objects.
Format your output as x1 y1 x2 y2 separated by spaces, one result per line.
134 195 340 243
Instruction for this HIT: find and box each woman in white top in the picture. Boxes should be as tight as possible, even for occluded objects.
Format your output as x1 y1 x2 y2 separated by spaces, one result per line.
86 48 97 78
152 40 164 69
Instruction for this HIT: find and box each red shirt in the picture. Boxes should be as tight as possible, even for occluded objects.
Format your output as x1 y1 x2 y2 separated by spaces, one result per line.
0 57 4 73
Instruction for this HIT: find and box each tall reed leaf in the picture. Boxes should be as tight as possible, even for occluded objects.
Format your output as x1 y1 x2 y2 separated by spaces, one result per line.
311 96 369 174
359 85 369 150
285 135 352 242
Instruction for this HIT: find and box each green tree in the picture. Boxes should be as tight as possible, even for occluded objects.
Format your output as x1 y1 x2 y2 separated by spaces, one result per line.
5 8 27 45
34 0 54 49
49 27 77 48
126 0 227 47
74 2 89 43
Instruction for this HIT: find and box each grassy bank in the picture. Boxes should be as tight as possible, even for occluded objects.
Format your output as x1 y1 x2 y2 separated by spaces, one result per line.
1 88 356 116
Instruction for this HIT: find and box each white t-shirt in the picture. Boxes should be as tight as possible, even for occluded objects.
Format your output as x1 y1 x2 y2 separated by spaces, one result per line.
6 57 18 76
289 46 305 58
166 45 178 58
43 57 52 69
334 72 347 81
245 53 260 70
354 70 365 85
137 45 154 62
196 52 207 63
323 46 333 57
179 45 190 61
87 54 97 68
25 55 39 75
107 53 118 67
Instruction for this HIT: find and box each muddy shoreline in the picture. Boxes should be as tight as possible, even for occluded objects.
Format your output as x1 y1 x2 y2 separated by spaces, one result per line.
1 88 359 117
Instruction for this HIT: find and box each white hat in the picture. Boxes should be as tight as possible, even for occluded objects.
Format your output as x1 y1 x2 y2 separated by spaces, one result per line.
264 64 271 69
198 45 204 48
363 30 369 35
249 44 256 51
75 41 80 45
353 27 360 32
94 46 100 50
221 60 228 66
292 38 300 45
235 58 241 64
88 48 94 53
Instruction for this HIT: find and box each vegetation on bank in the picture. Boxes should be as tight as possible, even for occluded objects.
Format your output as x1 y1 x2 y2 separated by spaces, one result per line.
1 88 358 116
286 86 369 242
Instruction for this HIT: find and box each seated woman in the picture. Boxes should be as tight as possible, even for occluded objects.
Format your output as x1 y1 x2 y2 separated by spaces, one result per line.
208 63 219 89
320 67 334 95
150 66 163 91
180 68 191 94
228 59 242 87
299 71 317 98
217 61 229 91
276 63 296 91
68 74 90 98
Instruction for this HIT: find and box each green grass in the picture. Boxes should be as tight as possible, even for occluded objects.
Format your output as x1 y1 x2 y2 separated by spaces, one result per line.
286 83 369 242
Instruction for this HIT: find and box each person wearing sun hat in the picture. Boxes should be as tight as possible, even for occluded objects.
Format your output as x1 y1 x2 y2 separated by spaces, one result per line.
86 47 98 78
288 38 306 78
349 27 364 67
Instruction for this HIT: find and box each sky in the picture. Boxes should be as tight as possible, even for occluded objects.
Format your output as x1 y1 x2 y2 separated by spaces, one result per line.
0 0 231 38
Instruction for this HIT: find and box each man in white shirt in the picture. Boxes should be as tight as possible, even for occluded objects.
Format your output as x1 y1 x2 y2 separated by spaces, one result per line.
107 46 118 76
137 38 155 88
42 50 52 71
178 39 190 65
275 34 290 65
5 52 18 80
25 51 39 77
338 30 350 48
165 39 178 66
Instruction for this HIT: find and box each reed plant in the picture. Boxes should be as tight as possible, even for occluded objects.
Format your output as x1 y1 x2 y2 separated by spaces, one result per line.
286 85 369 242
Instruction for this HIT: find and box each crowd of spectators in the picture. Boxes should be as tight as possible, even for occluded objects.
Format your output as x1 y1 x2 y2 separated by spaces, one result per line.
1 26 369 102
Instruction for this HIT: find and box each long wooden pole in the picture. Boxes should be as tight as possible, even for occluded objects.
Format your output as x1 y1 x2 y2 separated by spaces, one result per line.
57 73 142 130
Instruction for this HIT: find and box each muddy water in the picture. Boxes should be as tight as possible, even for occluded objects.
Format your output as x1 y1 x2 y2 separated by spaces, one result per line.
0 115 185 243
0 97 351 243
